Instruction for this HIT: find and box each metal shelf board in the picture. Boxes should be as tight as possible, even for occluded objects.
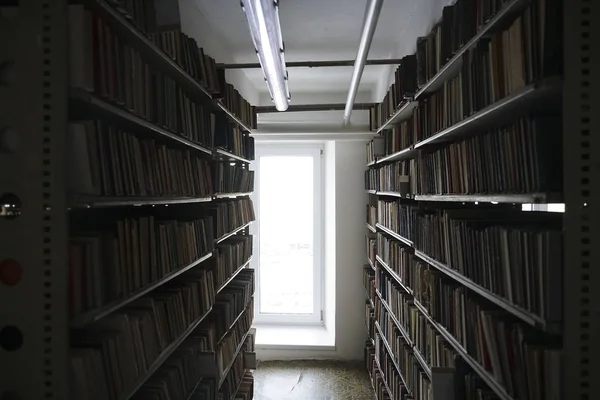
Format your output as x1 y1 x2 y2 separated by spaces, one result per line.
374 146 418 164
367 257 376 271
414 78 562 149
216 222 252 244
215 101 254 134
215 148 252 163
69 195 213 208
413 0 530 100
216 258 252 294
375 100 418 133
69 88 213 155
376 290 413 348
375 223 414 247
367 223 377 233
413 193 561 204
413 250 558 333
412 300 513 400
219 330 251 388
185 378 204 400
376 255 414 296
71 252 213 327
214 192 252 199
412 345 432 380
375 321 412 394
119 306 213 400
217 297 254 344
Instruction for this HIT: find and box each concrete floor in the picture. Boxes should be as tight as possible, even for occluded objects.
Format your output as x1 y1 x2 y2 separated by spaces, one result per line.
254 360 375 400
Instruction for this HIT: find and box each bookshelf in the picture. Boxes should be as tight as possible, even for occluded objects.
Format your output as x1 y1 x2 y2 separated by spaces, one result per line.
364 1 596 400
0 0 257 399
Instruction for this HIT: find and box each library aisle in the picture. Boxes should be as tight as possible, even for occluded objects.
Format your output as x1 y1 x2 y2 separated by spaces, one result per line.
1 0 597 400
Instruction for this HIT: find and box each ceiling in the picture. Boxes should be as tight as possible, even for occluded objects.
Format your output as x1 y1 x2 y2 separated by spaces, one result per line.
185 0 452 106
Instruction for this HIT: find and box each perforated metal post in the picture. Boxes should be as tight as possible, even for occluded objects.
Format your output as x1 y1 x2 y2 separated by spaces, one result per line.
562 0 599 399
0 1 69 399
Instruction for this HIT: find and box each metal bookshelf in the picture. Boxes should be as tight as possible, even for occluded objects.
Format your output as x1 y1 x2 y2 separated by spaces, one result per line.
0 0 258 398
360 1 597 400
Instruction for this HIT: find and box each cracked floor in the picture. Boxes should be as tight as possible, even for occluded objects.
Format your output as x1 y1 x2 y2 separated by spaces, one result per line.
254 360 376 400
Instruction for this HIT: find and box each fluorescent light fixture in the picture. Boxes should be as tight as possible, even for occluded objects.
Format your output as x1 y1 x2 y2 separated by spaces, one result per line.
241 0 290 111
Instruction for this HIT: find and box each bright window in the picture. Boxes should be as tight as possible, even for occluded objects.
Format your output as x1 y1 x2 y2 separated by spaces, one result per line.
251 144 323 325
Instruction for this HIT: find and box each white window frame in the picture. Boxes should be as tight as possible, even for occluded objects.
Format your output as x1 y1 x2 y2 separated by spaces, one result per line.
250 143 324 326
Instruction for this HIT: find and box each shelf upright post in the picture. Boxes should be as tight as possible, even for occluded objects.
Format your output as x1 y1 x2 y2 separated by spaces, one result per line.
0 0 69 399
562 1 599 399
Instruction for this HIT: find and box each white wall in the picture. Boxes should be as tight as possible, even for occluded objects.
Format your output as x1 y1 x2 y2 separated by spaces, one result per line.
332 141 369 359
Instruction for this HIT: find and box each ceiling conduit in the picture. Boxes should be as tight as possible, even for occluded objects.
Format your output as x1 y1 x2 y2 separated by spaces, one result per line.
343 0 384 125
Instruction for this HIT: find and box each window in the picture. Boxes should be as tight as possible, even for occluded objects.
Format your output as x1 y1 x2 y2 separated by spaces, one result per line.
251 143 324 325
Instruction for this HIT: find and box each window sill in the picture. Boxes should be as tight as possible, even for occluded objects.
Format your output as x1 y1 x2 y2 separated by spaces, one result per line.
253 324 335 350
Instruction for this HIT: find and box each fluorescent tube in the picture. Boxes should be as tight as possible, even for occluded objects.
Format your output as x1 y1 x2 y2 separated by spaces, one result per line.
241 0 290 111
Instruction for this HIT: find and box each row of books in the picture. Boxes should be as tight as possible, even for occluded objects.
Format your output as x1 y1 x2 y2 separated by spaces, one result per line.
214 164 255 194
377 270 413 334
364 265 376 302
371 0 560 130
70 7 213 145
371 54 418 129
416 268 561 400
69 215 214 314
221 82 258 129
366 301 376 341
217 300 254 377
68 121 213 197
208 198 255 240
70 269 215 400
376 200 414 240
131 334 209 400
366 233 377 266
104 1 222 96
111 2 257 129
382 119 414 156
219 350 245 400
365 161 414 194
213 270 255 342
412 313 457 370
215 124 256 160
233 371 254 400
414 116 561 195
412 208 562 320
377 233 412 282
375 337 414 400
416 0 507 88
368 115 561 197
367 205 377 228
372 367 392 400
212 235 253 291
367 137 385 164
150 29 220 95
